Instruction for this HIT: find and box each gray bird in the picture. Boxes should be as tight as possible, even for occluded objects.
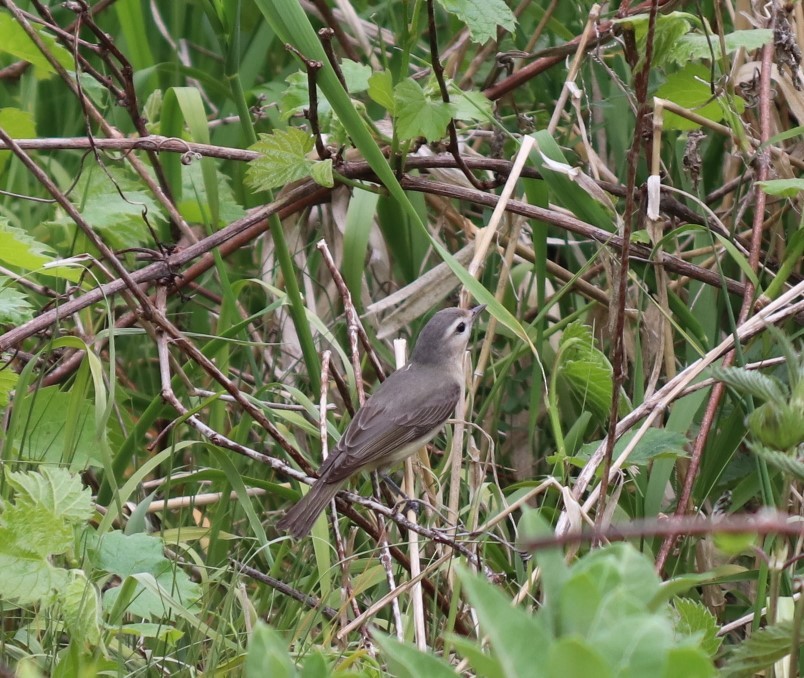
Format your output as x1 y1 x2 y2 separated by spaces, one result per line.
277 305 485 539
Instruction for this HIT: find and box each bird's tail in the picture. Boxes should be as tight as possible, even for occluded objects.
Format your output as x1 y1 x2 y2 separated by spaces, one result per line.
276 480 343 539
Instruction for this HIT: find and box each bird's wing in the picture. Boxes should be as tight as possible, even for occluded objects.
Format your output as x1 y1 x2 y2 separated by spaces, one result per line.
320 375 460 483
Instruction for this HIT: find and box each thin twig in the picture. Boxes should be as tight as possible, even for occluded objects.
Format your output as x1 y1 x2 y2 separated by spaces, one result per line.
231 559 338 620
426 0 489 191
286 44 330 160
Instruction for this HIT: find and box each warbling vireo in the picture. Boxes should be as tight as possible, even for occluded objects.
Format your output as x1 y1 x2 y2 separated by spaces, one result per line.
277 305 485 539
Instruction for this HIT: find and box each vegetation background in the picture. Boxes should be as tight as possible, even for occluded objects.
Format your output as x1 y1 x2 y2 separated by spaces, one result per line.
0 0 801 675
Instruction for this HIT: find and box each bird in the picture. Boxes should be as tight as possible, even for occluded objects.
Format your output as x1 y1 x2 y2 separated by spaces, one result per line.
277 305 486 539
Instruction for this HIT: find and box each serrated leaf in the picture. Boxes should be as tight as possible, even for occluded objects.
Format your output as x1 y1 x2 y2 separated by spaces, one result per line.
614 12 695 70
62 570 101 646
710 365 787 403
672 598 722 657
0 219 53 270
246 127 317 191
4 502 73 558
368 70 395 113
309 158 334 187
676 29 773 64
437 0 517 44
394 78 455 142
0 534 68 605
721 621 795 676
64 167 163 248
6 466 93 523
0 280 34 325
756 179 804 198
749 443 804 480
656 64 746 131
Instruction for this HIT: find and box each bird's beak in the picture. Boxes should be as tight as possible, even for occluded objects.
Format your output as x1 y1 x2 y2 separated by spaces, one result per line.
470 304 487 318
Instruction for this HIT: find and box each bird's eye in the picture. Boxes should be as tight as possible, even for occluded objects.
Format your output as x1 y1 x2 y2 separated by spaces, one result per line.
456 322 466 333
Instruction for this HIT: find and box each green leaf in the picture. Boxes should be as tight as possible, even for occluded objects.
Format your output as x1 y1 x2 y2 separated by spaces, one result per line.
368 70 395 113
89 530 165 577
342 188 381 302
91 531 202 618
115 623 184 644
393 78 456 142
0 107 35 174
749 443 804 481
0 535 68 605
451 87 494 123
245 621 296 678
62 570 102 646
65 166 163 248
756 178 804 198
656 64 746 131
309 158 334 187
11 385 104 468
0 280 34 325
662 646 716 678
340 59 372 93
436 0 517 44
246 127 317 191
0 219 78 281
4 502 73 559
721 621 795 677
748 402 804 451
0 13 74 78
0 468 89 606
558 321 614 423
548 638 614 678
0 367 18 408
710 365 787 403
162 86 219 225
445 633 505 678
614 12 695 70
676 29 773 64
713 532 756 555
374 632 458 678
574 429 690 468
671 598 722 658
6 466 93 524
457 565 551 674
